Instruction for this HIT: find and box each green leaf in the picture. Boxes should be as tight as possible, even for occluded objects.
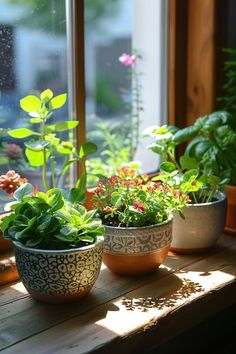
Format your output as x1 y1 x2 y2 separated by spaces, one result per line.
183 169 199 181
79 236 95 243
47 121 79 132
173 126 199 145
207 175 221 186
62 158 77 176
68 187 86 204
180 156 199 170
25 140 50 151
49 93 67 110
20 95 41 113
14 183 34 201
25 148 50 167
8 128 38 139
75 172 87 194
160 161 176 173
30 118 41 123
40 89 53 103
79 142 97 158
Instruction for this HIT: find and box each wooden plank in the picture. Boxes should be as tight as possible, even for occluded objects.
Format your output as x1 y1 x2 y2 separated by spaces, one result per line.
1 262 235 354
186 0 217 124
1 233 233 306
0 240 235 353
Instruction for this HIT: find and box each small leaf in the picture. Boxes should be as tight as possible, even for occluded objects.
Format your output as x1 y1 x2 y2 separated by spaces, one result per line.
8 128 38 139
75 172 87 194
79 142 97 158
47 121 79 132
30 117 41 123
25 148 50 167
68 187 86 204
49 93 67 110
180 156 199 170
25 140 50 151
62 158 77 176
40 89 53 102
160 161 176 173
20 95 41 113
14 183 34 201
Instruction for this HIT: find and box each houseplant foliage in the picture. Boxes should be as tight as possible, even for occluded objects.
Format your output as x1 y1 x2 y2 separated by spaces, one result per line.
0 170 105 302
7 88 97 197
144 114 228 253
93 167 189 275
0 89 104 302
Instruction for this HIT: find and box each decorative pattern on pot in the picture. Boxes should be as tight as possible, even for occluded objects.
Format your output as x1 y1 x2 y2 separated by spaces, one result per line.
14 237 104 303
103 220 172 275
171 192 227 253
104 222 172 255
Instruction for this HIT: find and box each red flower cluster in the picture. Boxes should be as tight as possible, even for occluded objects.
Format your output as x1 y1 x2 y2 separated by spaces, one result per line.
93 168 190 227
0 170 27 195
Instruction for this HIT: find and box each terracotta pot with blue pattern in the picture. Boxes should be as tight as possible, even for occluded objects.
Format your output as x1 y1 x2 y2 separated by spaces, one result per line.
103 220 172 275
13 236 104 303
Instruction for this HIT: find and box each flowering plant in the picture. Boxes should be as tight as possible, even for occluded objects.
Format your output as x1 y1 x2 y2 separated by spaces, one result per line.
93 167 190 228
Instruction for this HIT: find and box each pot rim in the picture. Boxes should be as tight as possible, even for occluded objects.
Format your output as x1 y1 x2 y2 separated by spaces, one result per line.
104 217 172 231
187 191 226 207
13 235 104 254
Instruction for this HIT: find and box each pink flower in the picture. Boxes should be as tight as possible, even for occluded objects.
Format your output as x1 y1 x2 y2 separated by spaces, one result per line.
0 170 27 195
119 53 136 67
133 200 145 212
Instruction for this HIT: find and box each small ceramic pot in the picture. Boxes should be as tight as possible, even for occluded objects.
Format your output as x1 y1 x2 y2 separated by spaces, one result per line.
103 220 172 275
13 236 104 303
171 192 227 253
224 184 236 235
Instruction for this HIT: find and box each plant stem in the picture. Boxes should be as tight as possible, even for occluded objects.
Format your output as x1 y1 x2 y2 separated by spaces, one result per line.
40 119 50 191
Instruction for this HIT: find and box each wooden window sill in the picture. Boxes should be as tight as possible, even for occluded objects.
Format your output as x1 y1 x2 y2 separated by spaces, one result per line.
0 233 235 354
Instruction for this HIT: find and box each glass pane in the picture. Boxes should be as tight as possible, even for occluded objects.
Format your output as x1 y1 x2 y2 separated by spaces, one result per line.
84 0 165 187
0 0 68 208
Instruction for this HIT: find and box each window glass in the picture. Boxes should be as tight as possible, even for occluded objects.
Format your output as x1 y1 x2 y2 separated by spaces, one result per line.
0 0 68 208
84 0 168 186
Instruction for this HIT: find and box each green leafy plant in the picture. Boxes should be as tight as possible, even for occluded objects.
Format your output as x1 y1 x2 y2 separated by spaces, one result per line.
6 89 97 200
93 166 189 227
1 182 104 250
218 48 236 123
144 113 231 203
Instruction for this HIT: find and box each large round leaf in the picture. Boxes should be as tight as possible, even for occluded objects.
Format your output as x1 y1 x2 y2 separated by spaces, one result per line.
20 95 41 113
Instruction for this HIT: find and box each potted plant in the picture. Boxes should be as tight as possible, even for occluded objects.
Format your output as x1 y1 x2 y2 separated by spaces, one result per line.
144 122 227 253
0 89 105 302
92 166 189 275
0 177 104 303
180 111 236 235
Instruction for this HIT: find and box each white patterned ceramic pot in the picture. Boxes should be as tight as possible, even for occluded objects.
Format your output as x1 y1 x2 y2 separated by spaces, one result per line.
13 236 104 303
171 192 227 253
103 220 172 275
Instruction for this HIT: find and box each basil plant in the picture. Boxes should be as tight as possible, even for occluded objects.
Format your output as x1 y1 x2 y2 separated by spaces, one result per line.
144 111 234 204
